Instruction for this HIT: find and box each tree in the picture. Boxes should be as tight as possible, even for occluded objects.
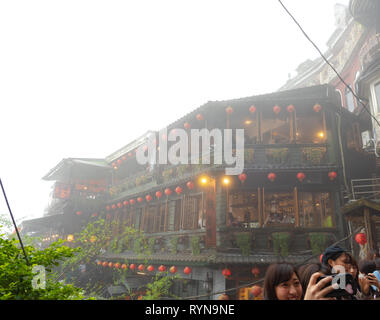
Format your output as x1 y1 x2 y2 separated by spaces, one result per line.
0 228 92 300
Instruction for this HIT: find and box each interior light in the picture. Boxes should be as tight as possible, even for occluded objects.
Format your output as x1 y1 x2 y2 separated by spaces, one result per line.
223 177 230 185
318 131 325 138
245 120 252 125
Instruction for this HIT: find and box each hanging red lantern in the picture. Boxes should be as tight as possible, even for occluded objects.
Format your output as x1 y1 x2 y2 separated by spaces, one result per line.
328 171 337 181
122 155 127 161
226 106 233 114
92 212 98 217
250 285 262 297
129 264 136 270
97 261 102 265
251 267 260 277
313 103 322 112
108 262 113 268
123 200 129 206
106 205 111 211
222 268 231 278
117 202 123 208
129 199 135 205
355 233 367 245
267 172 276 182
117 159 122 165
238 173 247 183
147 265 154 272
175 186 183 195
196 113 204 121
249 105 256 113
137 197 143 203
273 105 281 114
286 104 295 113
121 264 128 270
158 265 166 272
184 122 191 129
138 264 145 271
111 204 117 210
114 263 120 269
156 191 163 199
165 188 172 196
184 267 192 275
102 261 108 267
169 266 177 274
319 254 323 263
186 181 194 190
75 211 82 216
297 172 306 182
146 194 152 202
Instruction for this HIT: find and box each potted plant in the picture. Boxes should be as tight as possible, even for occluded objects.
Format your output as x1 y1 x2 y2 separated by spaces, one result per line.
308 232 329 255
191 236 201 255
234 232 252 256
271 232 291 257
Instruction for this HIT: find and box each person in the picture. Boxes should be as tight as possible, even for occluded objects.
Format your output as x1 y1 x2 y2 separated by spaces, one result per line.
366 249 379 261
358 259 380 298
298 263 323 295
263 263 303 300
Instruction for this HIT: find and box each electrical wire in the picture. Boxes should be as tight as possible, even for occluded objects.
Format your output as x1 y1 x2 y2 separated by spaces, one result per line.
277 0 380 129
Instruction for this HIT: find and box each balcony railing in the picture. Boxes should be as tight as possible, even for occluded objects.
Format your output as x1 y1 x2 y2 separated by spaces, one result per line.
350 177 380 200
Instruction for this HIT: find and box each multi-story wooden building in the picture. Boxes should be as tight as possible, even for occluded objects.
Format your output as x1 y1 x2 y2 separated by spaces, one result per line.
21 83 374 299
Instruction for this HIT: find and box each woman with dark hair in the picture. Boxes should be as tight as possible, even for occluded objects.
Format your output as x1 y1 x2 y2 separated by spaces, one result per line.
263 263 303 300
298 263 323 294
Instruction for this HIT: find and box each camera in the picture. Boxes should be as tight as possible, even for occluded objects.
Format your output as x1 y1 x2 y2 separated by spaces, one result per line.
316 273 357 298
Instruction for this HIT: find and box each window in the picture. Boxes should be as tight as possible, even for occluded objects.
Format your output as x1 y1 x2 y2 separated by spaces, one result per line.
373 81 380 114
228 191 259 228
296 111 325 144
261 107 291 144
263 191 295 226
298 192 334 228
346 86 355 112
182 194 203 230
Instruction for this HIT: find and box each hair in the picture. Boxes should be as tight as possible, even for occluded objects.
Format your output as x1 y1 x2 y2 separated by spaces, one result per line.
321 251 353 275
298 263 323 294
374 258 380 270
358 259 377 275
263 263 301 300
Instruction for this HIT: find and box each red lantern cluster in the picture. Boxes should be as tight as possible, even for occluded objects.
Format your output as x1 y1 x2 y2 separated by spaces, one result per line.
102 261 108 267
114 263 121 269
222 268 231 278
355 233 367 245
130 199 136 205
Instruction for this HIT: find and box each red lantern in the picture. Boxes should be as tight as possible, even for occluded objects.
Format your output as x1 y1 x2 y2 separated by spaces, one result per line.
355 233 367 245
226 106 233 114
286 104 295 113
184 267 192 275
186 181 194 190
114 263 120 269
267 172 276 182
313 103 322 112
147 265 154 272
111 204 116 210
130 199 136 205
273 105 281 114
117 159 122 165
108 262 113 268
175 186 183 195
156 191 163 199
328 171 337 181
102 261 108 267
158 265 166 272
97 261 102 265
222 268 231 278
106 205 111 211
249 105 256 113
121 264 128 270
117 202 123 208
123 200 129 206
165 188 172 196
238 173 247 183
146 195 152 202
251 267 260 277
75 211 82 216
112 162 117 167
184 122 191 129
169 266 177 274
196 113 204 121
92 212 98 217
138 264 145 271
129 264 136 270
319 254 323 263
250 285 262 297
122 155 127 161
137 197 143 203
297 172 306 182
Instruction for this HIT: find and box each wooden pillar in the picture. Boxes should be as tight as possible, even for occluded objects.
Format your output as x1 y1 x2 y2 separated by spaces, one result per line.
364 207 375 251
294 187 299 227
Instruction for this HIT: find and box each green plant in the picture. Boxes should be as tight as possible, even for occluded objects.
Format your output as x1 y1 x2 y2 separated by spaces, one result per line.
267 148 289 164
272 232 291 257
142 272 177 300
302 147 326 165
235 232 251 256
190 236 201 255
308 232 329 255
244 148 254 164
169 236 179 255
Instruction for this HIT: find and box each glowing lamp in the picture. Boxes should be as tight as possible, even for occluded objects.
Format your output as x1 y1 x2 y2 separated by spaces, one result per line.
114 263 120 269
251 267 260 277
129 199 136 205
121 264 128 270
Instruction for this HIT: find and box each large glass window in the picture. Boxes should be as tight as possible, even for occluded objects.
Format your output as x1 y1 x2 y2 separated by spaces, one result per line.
263 191 295 226
182 194 203 230
296 112 325 144
298 192 334 228
228 191 259 228
346 86 355 112
261 108 291 144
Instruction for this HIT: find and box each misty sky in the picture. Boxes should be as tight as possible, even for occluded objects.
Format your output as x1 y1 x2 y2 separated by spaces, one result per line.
0 0 350 224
